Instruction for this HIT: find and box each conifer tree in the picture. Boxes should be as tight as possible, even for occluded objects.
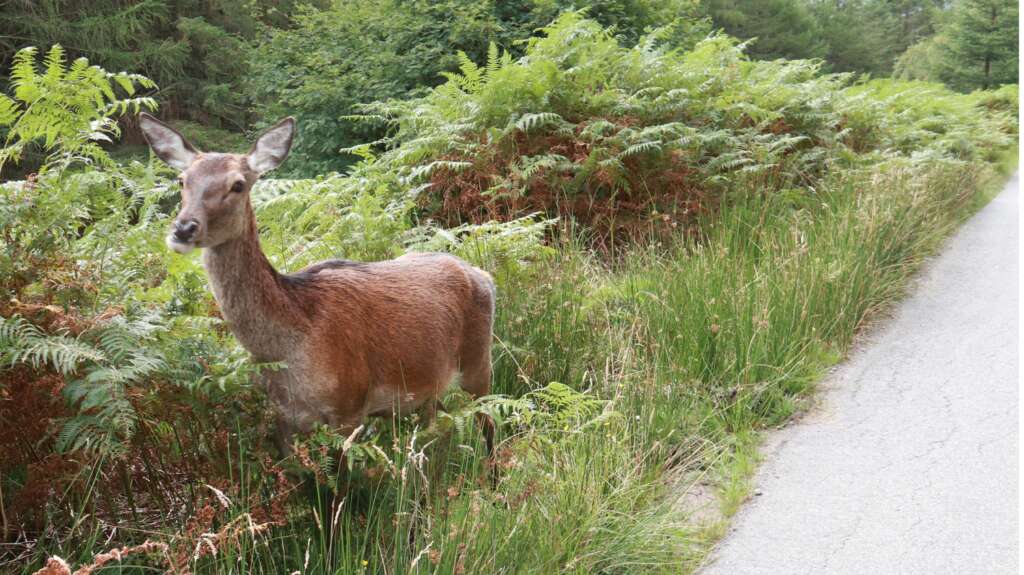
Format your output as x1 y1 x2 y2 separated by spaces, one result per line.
942 0 1018 90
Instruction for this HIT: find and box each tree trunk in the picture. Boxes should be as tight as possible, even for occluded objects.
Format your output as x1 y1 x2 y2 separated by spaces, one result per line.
983 4 997 89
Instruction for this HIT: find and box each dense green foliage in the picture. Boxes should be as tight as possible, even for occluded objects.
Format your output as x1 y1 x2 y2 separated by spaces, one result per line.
811 0 947 76
696 0 953 76
4 1 1009 174
0 1 314 128
247 0 709 174
942 0 1019 90
0 9 1018 575
247 0 1018 172
894 0 1018 90
0 0 323 176
894 33 951 83
702 0 826 61
0 45 156 174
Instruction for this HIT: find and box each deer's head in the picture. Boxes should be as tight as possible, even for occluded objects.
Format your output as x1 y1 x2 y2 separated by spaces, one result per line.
138 113 295 254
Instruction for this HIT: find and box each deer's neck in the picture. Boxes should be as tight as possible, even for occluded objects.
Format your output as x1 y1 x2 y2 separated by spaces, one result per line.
202 209 307 361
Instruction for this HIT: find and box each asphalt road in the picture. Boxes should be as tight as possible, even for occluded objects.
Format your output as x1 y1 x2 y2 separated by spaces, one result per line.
702 176 1019 575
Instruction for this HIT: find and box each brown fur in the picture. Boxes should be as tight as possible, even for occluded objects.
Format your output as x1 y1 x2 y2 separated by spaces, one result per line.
137 113 495 447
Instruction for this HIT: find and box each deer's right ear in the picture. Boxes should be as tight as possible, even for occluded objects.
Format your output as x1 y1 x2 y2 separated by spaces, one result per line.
139 113 197 170
247 117 295 174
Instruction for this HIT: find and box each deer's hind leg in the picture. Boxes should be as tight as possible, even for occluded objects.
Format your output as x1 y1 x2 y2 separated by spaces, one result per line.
459 342 495 455
457 265 497 454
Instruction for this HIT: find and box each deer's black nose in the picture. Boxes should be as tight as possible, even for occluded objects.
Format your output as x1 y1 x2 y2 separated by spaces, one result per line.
173 219 199 241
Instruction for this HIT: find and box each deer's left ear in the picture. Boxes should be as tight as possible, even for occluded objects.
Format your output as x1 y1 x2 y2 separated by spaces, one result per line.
247 117 295 174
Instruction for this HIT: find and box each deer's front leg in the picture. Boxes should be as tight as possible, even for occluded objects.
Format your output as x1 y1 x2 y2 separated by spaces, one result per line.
263 367 329 454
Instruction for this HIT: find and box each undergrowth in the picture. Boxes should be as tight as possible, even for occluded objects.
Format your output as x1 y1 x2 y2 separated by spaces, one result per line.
0 16 1018 575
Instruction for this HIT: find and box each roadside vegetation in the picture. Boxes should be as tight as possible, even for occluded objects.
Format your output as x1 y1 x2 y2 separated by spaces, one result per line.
1 11 1018 575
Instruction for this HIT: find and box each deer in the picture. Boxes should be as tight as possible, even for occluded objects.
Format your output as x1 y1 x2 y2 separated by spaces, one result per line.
137 113 496 454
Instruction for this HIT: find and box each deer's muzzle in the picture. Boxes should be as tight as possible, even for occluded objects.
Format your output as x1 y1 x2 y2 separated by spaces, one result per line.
167 218 200 253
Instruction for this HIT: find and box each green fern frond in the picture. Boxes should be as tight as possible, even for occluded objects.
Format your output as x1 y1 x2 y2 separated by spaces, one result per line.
42 45 67 85
620 141 663 157
486 42 501 78
0 95 18 126
0 316 105 375
513 112 565 134
11 47 41 104
0 45 156 170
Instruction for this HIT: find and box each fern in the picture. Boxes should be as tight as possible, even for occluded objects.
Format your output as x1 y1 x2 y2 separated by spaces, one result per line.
0 310 176 457
0 45 157 172
465 383 616 436
54 313 172 456
620 141 664 157
513 112 566 134
408 159 473 182
355 13 1013 234
510 154 575 187
0 316 105 375
485 41 502 78
441 50 489 95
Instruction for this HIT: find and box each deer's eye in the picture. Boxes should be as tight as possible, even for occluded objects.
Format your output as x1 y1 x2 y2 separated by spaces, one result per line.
230 181 245 194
